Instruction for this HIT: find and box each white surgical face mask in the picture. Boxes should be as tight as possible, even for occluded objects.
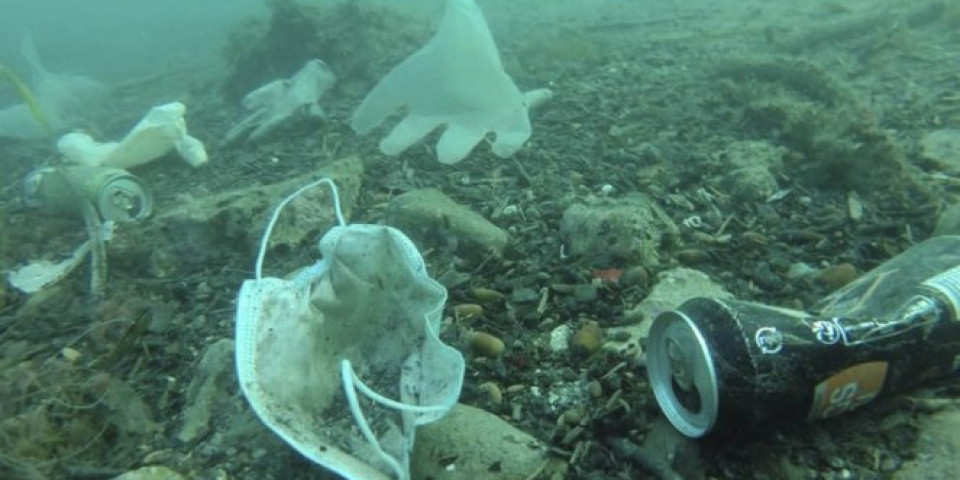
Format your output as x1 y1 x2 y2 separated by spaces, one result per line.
235 178 464 480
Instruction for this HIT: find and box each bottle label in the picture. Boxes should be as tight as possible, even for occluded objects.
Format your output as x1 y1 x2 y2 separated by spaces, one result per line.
807 361 888 421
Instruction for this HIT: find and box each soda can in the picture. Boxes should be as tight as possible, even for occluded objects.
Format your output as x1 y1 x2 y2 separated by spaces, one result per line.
646 235 960 438
22 166 153 222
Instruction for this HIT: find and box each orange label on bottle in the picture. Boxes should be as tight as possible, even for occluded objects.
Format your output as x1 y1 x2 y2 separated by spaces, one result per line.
807 361 889 421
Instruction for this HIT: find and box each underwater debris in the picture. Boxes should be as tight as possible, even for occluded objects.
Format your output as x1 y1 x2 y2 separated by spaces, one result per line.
7 162 157 298
6 235 94 295
0 30 106 140
221 0 424 101
352 0 552 164
0 63 51 135
224 59 336 144
58 102 207 169
6 217 112 297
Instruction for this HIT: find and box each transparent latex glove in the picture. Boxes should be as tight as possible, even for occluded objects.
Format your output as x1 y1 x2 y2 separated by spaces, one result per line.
351 0 552 164
225 59 335 143
58 102 207 169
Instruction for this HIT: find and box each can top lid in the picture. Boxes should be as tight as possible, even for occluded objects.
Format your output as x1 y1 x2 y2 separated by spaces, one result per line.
647 309 719 438
98 176 152 222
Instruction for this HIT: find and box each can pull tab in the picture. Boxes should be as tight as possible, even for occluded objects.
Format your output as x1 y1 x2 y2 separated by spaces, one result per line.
663 332 705 414
666 337 694 391
100 176 152 221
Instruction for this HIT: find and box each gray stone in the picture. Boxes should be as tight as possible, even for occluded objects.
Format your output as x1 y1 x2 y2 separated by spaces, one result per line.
920 129 960 171
605 267 730 363
717 140 785 202
510 287 540 303
412 404 549 480
386 188 508 257
893 409 960 480
572 283 599 302
113 156 362 278
933 203 960 237
560 194 678 266
641 418 704 480
631 267 731 324
111 466 186 480
177 338 235 444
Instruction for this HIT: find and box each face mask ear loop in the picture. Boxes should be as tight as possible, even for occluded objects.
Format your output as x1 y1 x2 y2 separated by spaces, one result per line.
339 357 451 478
254 177 347 280
341 360 407 480
343 359 450 414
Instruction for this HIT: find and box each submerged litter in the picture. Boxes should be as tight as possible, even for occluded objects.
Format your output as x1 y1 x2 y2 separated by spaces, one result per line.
352 0 552 164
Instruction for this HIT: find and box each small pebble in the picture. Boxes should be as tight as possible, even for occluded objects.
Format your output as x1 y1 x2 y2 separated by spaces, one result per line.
878 452 901 472
471 287 504 302
675 248 711 264
453 303 483 320
786 262 817 280
141 449 181 465
847 192 864 222
742 231 768 245
510 287 540 303
816 263 858 290
468 331 505 358
572 284 598 302
478 381 503 405
61 347 82 363
511 403 524 421
570 320 603 356
621 266 650 288
505 384 526 394
549 324 574 353
586 379 603 398
560 407 584 426
691 231 716 244
537 317 557 330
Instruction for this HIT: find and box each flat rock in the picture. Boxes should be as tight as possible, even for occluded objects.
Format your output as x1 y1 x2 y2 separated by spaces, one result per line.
177 338 235 444
717 140 785 202
111 466 186 480
412 403 548 480
386 188 508 257
560 194 678 267
605 267 731 363
893 408 960 480
113 156 362 278
920 129 960 171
